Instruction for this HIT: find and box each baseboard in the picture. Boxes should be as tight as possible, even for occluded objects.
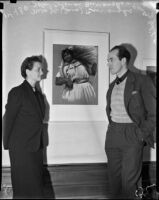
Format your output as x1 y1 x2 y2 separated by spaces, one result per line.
1 161 156 199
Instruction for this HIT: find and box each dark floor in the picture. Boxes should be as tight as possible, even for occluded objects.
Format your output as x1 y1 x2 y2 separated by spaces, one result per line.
0 188 109 199
0 162 157 199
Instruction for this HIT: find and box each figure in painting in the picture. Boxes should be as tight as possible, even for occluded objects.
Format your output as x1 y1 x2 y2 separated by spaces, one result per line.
55 46 97 104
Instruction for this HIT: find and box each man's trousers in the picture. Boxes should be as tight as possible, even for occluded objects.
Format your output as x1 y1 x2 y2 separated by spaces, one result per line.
105 121 144 199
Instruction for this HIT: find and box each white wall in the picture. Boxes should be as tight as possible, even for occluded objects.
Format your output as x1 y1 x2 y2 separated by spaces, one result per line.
2 1 156 166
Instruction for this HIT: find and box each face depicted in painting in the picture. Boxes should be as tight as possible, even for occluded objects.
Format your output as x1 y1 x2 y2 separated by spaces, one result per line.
62 49 74 64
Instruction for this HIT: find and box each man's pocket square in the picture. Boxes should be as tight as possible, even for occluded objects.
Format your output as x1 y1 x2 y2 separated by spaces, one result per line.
132 91 138 95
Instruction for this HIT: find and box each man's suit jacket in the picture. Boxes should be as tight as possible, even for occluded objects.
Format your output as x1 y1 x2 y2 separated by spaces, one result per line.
106 71 156 148
3 80 47 152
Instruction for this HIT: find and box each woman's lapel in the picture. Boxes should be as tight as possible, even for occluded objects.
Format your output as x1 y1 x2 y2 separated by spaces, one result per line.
23 80 43 120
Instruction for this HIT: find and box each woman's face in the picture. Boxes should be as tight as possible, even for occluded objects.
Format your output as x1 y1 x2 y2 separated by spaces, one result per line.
26 62 43 82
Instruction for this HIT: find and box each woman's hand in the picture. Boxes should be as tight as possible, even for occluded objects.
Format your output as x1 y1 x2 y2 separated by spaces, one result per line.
55 77 73 89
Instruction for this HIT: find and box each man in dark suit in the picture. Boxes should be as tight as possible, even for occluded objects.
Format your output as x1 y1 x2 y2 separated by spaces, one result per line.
105 45 156 199
3 55 47 199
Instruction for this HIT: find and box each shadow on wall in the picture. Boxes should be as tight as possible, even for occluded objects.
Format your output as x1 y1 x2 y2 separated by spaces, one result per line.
121 43 146 74
36 55 55 199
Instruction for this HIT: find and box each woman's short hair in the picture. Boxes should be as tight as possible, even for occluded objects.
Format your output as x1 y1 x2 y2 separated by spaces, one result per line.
110 45 131 65
21 55 42 78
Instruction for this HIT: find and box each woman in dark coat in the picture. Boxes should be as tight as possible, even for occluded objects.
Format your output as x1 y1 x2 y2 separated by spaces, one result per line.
3 55 47 199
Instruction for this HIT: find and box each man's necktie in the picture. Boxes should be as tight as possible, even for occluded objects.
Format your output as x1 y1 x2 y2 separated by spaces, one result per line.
116 70 129 85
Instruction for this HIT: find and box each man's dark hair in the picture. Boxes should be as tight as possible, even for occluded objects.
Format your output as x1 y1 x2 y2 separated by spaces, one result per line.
21 55 42 78
110 45 131 65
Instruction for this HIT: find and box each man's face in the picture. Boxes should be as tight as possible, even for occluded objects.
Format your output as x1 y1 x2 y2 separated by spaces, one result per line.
28 62 43 82
107 49 123 75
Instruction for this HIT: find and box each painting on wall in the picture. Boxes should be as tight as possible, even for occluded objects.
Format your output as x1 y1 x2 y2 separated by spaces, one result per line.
43 29 109 121
53 44 98 105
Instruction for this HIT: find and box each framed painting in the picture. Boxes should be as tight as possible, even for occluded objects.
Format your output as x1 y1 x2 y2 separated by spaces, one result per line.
43 29 109 121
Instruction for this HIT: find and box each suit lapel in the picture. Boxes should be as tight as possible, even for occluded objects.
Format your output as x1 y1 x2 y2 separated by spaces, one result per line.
23 81 43 120
107 81 116 106
107 80 116 119
124 72 135 110
35 91 45 117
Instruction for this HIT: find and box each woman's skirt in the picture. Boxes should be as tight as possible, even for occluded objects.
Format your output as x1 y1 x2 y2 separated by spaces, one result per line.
9 149 44 199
